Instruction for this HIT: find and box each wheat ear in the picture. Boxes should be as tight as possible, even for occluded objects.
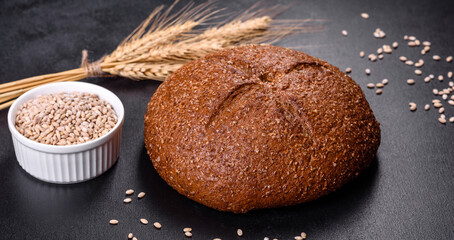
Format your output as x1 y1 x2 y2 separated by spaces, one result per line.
0 1 324 110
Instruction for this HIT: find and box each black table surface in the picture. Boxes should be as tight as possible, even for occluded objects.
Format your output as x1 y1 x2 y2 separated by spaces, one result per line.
1 0 453 239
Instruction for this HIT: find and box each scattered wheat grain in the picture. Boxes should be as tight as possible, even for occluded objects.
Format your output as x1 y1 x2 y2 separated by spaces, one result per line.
373 28 386 38
409 102 417 111
154 222 162 229
138 192 146 199
368 54 377 62
434 102 442 108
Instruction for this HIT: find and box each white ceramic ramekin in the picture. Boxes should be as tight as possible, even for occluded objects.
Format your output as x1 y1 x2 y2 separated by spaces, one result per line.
7 82 124 184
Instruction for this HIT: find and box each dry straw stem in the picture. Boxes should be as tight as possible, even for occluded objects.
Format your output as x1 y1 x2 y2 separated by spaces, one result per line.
0 0 324 110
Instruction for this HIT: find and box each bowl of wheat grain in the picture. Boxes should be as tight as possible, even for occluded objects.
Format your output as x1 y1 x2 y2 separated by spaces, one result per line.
7 82 124 184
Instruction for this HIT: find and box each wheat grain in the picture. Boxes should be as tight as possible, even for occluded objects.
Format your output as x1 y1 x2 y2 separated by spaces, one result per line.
15 92 117 145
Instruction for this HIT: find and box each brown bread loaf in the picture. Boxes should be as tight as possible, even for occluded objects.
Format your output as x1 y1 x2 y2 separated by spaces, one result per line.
144 45 380 213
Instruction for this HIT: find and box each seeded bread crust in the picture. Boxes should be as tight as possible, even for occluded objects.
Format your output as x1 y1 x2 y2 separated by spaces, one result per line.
144 45 380 213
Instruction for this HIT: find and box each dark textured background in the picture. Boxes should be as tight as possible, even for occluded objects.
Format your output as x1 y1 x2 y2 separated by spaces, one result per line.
1 0 454 239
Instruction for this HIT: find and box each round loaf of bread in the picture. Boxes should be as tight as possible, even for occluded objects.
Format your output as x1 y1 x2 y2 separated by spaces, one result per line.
144 45 380 213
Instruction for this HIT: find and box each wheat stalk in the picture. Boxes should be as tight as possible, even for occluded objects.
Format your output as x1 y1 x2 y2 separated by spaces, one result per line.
0 1 324 110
